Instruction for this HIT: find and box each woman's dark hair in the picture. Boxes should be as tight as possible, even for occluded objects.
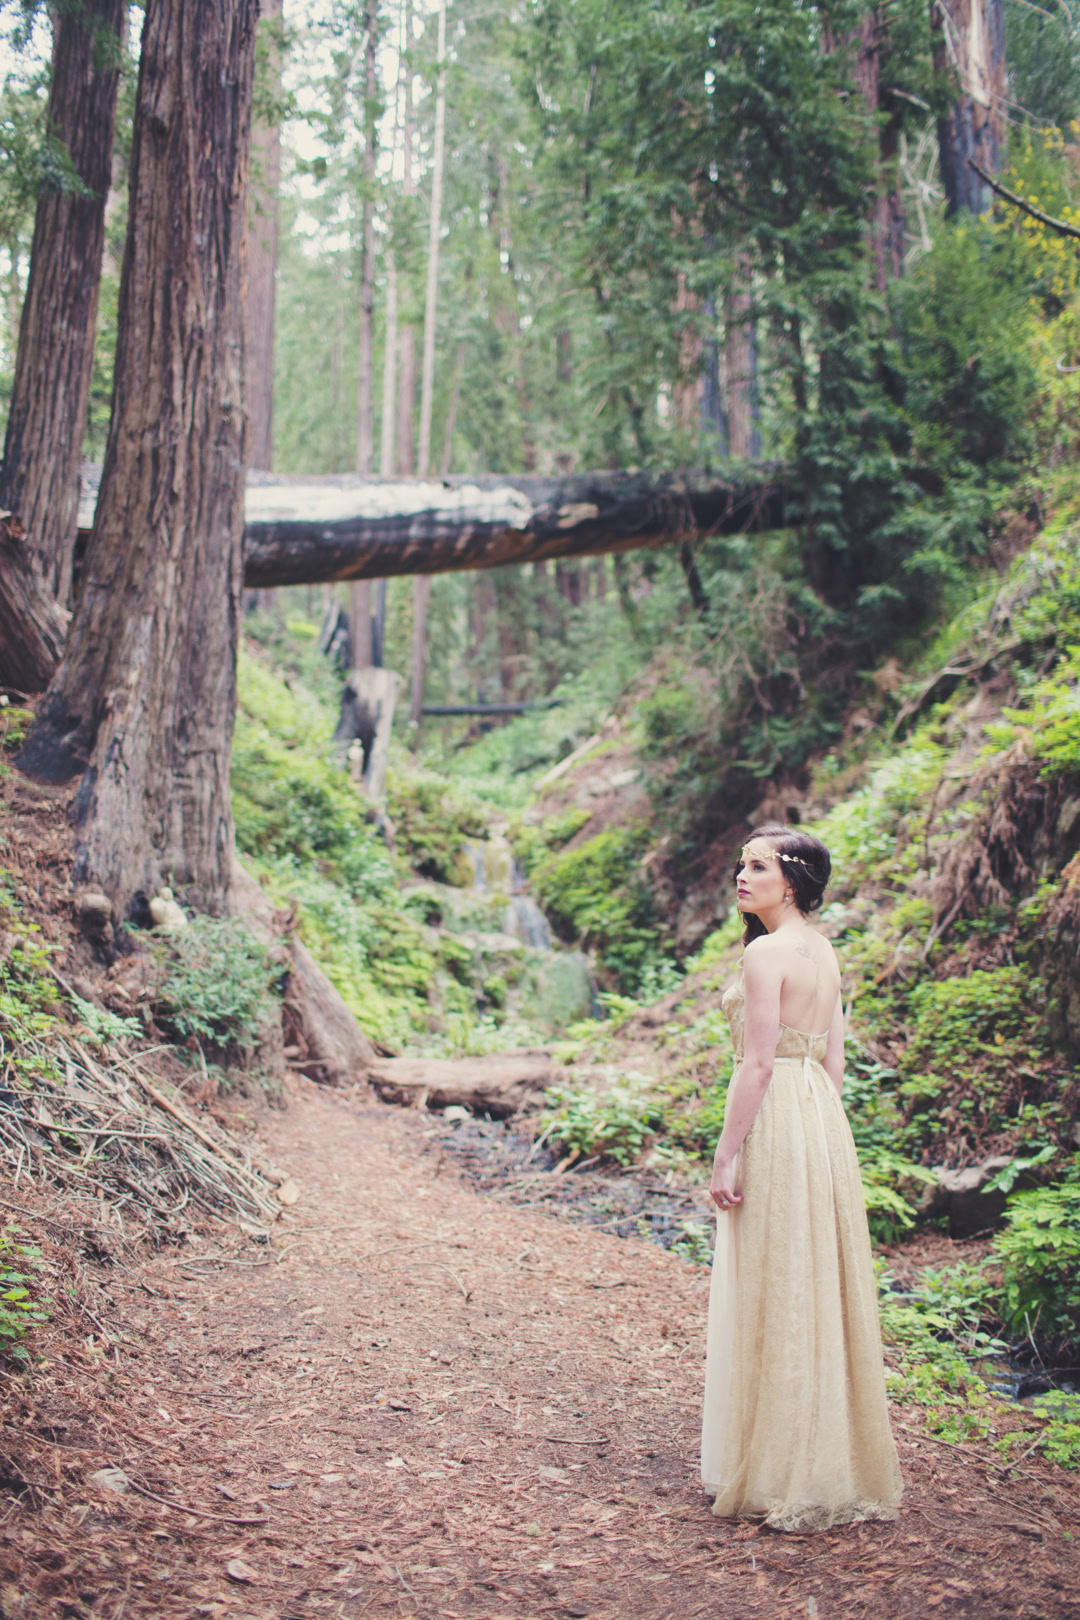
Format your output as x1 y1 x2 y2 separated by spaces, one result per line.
732 823 832 944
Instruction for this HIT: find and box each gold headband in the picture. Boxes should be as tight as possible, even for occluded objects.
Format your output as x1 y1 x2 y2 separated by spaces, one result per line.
740 843 807 868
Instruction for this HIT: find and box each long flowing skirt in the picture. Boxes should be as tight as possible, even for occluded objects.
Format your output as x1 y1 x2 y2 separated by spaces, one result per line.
701 1058 902 1532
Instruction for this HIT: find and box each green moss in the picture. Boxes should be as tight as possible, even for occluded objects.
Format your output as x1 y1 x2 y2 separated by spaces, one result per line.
531 825 669 993
386 763 488 884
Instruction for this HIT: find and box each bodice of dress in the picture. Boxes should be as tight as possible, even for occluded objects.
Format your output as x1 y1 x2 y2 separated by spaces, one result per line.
721 978 829 1065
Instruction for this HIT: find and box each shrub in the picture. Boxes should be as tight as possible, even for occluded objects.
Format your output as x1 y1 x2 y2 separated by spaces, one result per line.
541 1075 663 1166
151 917 280 1052
994 1165 1080 1353
898 967 1049 1152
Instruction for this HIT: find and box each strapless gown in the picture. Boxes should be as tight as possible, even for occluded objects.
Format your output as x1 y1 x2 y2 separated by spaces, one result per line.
701 977 902 1531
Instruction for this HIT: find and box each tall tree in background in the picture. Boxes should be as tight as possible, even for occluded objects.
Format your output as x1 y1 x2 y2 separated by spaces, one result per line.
0 0 126 605
931 0 1007 215
410 0 447 727
396 0 417 479
350 0 380 672
245 0 284 472
18 0 259 920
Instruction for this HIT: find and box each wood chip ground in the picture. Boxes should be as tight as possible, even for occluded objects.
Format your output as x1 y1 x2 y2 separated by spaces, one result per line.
1 1079 1078 1619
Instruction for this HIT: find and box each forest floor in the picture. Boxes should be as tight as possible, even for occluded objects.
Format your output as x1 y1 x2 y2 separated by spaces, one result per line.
2 1079 1078 1620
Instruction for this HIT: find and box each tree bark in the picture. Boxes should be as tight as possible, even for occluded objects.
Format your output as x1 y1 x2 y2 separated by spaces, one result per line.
73 463 788 588
17 0 258 924
416 0 446 481
220 466 779 589
0 514 70 692
856 4 905 290
930 0 1007 216
724 276 760 459
0 0 125 605
355 0 379 478
395 0 416 481
244 0 282 472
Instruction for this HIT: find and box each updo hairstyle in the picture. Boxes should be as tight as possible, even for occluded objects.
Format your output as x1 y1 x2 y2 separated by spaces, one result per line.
733 822 831 944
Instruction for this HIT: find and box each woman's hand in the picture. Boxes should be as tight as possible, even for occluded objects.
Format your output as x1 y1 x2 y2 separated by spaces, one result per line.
710 1149 742 1213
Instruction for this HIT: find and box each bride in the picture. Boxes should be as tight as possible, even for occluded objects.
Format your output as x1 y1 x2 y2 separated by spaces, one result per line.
701 823 902 1531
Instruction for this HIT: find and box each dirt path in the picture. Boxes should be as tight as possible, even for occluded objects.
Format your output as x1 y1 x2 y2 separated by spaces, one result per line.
4 1080 1079 1619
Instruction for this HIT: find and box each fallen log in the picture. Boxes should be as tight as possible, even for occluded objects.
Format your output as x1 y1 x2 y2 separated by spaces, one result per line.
76 464 787 589
368 1051 559 1117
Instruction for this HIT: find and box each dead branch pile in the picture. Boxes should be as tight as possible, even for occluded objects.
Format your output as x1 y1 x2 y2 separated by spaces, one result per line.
0 1033 281 1237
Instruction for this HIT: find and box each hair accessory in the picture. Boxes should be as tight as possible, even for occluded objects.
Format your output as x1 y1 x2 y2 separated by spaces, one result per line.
740 843 807 869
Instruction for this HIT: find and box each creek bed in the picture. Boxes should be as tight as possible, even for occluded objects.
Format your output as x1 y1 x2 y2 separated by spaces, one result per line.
425 1112 714 1254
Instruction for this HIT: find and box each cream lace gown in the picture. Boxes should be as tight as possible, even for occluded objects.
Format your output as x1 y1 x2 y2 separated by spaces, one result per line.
701 976 902 1531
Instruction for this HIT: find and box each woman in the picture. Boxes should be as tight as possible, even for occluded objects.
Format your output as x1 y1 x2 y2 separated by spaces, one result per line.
700 823 902 1532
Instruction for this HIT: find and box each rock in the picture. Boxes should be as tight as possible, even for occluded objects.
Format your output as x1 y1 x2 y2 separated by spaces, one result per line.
225 1558 258 1584
148 887 187 930
275 1177 301 1206
516 951 596 1032
923 1155 1015 1238
87 1466 129 1493
74 890 111 936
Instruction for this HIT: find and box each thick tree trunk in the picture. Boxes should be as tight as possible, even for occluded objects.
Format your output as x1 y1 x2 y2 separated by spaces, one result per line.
0 0 125 606
931 0 1007 216
245 0 283 472
17 0 258 923
0 515 70 692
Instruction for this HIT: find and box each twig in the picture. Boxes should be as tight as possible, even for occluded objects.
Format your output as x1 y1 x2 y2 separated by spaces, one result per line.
125 1476 269 1525
969 158 1080 243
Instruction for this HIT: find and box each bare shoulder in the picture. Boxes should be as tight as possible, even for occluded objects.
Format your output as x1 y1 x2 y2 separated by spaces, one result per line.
742 933 786 975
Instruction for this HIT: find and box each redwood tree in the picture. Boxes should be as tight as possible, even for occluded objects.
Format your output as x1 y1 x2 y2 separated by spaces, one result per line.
17 0 259 922
0 0 126 606
931 0 1007 216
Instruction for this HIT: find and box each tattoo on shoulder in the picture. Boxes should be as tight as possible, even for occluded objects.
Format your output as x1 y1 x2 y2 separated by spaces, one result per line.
794 940 815 962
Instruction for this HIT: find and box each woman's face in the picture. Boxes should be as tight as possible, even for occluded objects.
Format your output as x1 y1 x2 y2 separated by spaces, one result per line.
734 840 792 918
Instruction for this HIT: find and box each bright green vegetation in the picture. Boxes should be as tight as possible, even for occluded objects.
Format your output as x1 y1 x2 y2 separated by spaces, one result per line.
0 870 62 1092
0 1228 48 1365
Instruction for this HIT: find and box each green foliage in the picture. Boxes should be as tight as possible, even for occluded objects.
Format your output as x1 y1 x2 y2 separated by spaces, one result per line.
898 967 1049 1151
0 701 32 754
0 878 61 1089
877 1262 1002 1443
531 825 668 993
541 1074 663 1166
512 808 593 876
386 765 487 885
70 994 143 1050
233 649 395 902
1031 1393 1080 1470
0 1227 48 1365
994 1165 1080 1352
150 918 279 1052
